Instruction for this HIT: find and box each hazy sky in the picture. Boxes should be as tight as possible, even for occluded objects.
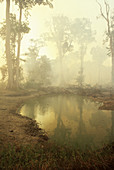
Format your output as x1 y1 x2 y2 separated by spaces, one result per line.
27 0 114 64
0 0 114 64
28 0 113 39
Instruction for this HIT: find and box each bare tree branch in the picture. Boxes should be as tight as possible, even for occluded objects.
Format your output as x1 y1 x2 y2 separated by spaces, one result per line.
96 0 108 21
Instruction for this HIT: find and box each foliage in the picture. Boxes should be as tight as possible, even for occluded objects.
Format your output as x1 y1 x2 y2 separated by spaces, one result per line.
71 18 95 44
0 142 113 169
0 0 53 89
91 46 107 65
0 14 30 41
44 15 73 57
14 0 53 11
0 14 30 86
0 65 7 81
35 0 53 8
71 18 95 87
43 16 73 85
24 39 52 87
76 74 84 86
25 55 52 87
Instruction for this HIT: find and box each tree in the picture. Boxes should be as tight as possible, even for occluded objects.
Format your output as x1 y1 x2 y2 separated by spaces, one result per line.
0 0 12 88
15 0 53 88
0 65 7 81
0 0 14 88
44 16 73 85
6 0 14 89
71 18 94 87
0 13 30 86
91 46 107 84
35 0 53 7
37 55 52 86
0 0 53 89
96 0 114 91
24 39 51 87
14 0 35 88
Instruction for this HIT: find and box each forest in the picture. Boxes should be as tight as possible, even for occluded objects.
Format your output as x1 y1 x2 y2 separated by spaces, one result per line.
0 0 114 169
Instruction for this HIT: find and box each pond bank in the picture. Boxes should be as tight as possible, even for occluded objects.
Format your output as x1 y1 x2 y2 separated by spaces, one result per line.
0 87 114 169
0 89 49 147
0 87 114 147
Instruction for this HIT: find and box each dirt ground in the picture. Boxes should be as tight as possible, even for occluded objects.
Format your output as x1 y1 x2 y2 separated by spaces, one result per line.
0 87 114 147
0 89 49 147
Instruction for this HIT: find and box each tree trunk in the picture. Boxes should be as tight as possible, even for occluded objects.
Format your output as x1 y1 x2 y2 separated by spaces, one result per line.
79 44 86 87
57 42 65 86
112 53 114 90
80 53 84 87
108 22 114 92
6 0 13 89
12 33 16 85
96 1 114 93
59 56 65 86
16 4 22 89
109 33 114 92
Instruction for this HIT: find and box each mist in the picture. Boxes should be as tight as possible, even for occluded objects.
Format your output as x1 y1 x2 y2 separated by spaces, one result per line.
0 0 113 89
0 0 114 169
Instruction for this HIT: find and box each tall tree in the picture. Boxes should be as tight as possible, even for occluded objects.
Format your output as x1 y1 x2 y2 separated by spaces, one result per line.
0 0 53 89
0 0 14 88
14 0 34 88
0 13 30 86
71 18 94 87
44 16 73 85
6 0 13 88
91 46 107 84
15 0 53 88
96 0 114 91
16 0 22 88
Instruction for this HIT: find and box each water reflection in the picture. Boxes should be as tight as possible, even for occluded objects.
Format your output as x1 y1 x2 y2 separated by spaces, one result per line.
20 95 112 150
51 96 71 145
74 96 94 150
111 111 114 142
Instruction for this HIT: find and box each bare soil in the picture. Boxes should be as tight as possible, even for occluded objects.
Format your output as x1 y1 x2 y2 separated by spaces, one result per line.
0 89 49 148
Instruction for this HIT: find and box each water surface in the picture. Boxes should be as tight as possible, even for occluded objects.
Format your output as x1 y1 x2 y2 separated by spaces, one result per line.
20 94 114 150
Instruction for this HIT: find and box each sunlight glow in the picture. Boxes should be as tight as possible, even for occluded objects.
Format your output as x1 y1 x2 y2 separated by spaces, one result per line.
39 47 48 56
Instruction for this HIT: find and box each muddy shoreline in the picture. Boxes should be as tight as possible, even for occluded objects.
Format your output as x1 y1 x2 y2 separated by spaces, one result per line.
0 89 49 147
0 87 114 147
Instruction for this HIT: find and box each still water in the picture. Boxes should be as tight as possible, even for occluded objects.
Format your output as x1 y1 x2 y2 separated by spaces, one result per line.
20 95 114 150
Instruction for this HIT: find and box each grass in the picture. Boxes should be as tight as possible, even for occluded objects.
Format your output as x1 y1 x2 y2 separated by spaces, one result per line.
0 142 113 170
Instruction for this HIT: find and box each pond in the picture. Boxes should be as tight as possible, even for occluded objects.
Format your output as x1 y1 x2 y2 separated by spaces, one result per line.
20 94 114 151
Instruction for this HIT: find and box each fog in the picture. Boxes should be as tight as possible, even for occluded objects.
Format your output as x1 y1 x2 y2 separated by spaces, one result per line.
0 0 113 89
0 1 114 168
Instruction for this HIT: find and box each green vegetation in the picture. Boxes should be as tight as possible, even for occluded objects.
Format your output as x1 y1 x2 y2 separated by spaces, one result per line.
0 142 113 170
